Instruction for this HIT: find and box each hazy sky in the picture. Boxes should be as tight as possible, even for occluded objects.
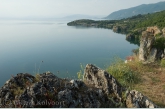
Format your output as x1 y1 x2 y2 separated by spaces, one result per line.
0 0 164 18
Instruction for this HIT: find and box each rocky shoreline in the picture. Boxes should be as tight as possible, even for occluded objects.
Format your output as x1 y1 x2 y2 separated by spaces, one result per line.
0 64 158 108
67 18 165 46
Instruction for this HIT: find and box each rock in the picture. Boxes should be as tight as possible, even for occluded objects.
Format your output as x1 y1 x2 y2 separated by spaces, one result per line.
0 65 159 108
70 80 79 89
126 90 158 108
83 64 122 101
162 27 165 36
139 27 165 62
148 48 157 62
139 31 155 62
58 89 73 107
0 71 116 108
146 26 161 36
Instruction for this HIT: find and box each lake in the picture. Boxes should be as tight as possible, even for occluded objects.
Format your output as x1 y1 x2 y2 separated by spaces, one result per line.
0 19 138 86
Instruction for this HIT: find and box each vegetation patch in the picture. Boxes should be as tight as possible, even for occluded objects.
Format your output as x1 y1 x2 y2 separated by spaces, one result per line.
106 57 140 88
104 55 165 107
68 10 165 45
153 37 165 50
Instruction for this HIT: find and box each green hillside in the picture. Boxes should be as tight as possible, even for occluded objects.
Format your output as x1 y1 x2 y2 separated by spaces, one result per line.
105 1 165 20
68 10 165 45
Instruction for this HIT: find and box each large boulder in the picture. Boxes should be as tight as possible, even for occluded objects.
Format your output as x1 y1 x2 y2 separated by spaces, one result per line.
139 31 156 62
84 64 123 101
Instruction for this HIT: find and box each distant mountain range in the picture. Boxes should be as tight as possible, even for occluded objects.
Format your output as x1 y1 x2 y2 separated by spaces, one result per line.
105 1 165 20
62 14 105 20
0 14 105 21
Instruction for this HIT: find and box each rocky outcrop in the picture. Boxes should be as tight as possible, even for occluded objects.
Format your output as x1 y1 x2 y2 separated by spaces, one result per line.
84 64 123 101
126 90 158 108
139 27 165 62
0 65 123 108
162 27 165 36
139 31 156 62
0 64 158 108
146 26 161 36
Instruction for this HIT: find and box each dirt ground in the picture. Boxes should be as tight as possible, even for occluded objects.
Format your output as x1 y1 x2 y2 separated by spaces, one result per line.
134 67 165 107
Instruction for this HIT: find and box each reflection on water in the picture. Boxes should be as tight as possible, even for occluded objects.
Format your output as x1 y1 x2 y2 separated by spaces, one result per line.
0 20 138 86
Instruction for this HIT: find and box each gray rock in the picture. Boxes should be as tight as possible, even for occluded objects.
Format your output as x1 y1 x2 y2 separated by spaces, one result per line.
84 64 122 101
58 89 72 107
139 31 155 62
126 90 158 108
70 80 79 89
139 28 165 62
148 48 157 62
0 65 159 108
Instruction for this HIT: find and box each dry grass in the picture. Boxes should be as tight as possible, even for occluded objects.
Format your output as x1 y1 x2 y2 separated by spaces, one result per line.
126 55 157 73
107 55 165 107
126 55 165 107
133 69 165 107
35 73 41 82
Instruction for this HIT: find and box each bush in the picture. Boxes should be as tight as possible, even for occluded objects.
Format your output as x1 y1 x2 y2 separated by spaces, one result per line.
153 37 165 50
106 57 140 88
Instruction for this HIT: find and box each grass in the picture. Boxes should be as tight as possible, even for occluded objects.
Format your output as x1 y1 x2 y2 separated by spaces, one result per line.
106 55 165 107
106 56 140 88
77 63 85 80
35 73 41 82
163 85 165 90
150 77 161 84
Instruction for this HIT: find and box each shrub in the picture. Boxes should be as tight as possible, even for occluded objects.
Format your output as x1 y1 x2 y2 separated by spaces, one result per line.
153 37 165 50
106 57 140 88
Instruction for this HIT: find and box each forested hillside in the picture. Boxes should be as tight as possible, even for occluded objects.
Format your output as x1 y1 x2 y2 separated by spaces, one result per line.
105 1 165 20
68 10 165 45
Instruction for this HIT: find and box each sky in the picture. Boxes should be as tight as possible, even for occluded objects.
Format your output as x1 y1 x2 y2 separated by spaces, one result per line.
0 0 165 18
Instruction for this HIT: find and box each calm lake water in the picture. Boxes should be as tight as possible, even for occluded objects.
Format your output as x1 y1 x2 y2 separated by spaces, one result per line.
0 19 138 86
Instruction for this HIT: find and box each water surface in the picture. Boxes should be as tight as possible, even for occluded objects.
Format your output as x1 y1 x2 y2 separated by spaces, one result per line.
0 20 138 86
